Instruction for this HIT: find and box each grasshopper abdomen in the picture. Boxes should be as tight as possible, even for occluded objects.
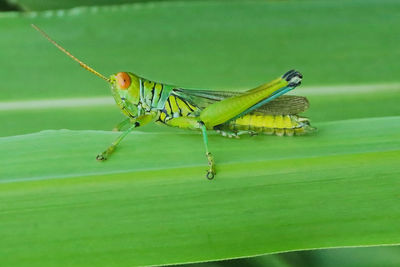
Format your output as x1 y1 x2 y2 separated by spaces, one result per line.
218 114 314 136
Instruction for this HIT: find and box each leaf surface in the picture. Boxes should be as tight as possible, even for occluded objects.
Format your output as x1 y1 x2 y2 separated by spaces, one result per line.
1 1 400 266
1 117 399 266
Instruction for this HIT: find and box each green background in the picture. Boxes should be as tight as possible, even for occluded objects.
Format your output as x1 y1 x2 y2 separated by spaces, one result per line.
0 0 399 266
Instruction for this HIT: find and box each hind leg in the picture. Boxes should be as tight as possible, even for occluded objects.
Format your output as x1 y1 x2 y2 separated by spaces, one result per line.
199 70 303 128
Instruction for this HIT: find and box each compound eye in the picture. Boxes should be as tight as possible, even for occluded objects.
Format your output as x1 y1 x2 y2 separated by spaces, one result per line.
116 72 131 89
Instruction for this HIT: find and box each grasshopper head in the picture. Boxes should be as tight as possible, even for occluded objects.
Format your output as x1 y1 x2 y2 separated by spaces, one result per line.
109 72 141 117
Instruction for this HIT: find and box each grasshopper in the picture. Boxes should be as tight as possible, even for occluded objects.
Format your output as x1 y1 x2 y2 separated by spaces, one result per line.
33 24 313 180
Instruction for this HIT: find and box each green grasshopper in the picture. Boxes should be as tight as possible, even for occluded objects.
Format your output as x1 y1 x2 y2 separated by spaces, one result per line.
33 24 313 179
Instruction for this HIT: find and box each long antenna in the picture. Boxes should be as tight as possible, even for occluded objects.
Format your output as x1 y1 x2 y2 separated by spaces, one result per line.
31 24 110 83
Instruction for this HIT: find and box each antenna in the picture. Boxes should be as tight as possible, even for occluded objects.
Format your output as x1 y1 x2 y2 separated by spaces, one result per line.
31 24 110 83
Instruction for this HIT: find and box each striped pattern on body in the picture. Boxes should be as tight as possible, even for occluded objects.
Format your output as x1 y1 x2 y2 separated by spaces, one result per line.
140 79 164 110
138 78 200 122
158 95 198 122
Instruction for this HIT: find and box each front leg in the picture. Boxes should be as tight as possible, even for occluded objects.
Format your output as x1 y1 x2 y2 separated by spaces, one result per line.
112 118 131 132
96 113 156 161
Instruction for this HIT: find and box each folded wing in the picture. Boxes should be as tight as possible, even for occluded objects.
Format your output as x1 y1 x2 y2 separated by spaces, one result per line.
172 88 309 115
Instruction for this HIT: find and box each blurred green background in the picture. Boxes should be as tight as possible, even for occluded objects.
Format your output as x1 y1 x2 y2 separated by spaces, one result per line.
1 0 399 266
1 0 400 137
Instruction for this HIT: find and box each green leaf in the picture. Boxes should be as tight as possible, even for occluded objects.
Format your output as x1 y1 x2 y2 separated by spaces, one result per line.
1 1 400 266
308 246 400 267
6 0 165 11
1 117 400 266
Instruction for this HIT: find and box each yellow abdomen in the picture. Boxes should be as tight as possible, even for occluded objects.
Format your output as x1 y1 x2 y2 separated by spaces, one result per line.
227 113 311 136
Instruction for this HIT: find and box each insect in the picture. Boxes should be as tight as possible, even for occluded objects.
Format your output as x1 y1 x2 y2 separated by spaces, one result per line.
32 24 314 180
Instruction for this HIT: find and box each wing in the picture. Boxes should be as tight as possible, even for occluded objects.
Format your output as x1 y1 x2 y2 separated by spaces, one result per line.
172 88 309 115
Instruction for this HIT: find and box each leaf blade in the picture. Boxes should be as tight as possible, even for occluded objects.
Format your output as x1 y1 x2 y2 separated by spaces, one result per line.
1 116 399 266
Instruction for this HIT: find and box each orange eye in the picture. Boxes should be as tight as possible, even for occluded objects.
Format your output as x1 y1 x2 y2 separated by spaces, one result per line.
116 72 131 89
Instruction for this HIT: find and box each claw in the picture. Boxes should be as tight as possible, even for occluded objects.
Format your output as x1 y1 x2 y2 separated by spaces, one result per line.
205 152 216 180
96 153 107 161
96 145 115 161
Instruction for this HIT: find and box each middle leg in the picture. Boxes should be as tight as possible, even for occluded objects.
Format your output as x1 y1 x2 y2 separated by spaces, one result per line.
165 116 216 180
